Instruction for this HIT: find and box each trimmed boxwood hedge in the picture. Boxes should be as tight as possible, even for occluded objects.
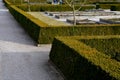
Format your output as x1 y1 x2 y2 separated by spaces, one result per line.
17 4 95 12
93 3 120 11
94 2 120 4
96 2 120 4
5 0 47 4
100 4 120 10
92 2 120 11
4 0 120 44
38 25 120 44
3 0 11 8
49 36 120 80
80 38 120 60
4 0 48 43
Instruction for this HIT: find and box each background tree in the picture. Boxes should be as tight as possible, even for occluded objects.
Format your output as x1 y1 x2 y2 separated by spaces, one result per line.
65 0 87 25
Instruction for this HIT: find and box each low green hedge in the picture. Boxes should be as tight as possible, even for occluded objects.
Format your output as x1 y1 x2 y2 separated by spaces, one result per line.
38 25 120 44
3 0 12 8
17 4 95 11
96 2 120 4
49 36 120 80
80 38 120 60
99 4 120 10
5 0 21 4
5 0 47 4
92 2 120 10
5 2 48 43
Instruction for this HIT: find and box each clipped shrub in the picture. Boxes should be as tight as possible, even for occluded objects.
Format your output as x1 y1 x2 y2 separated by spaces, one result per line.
99 4 120 10
17 4 95 11
96 2 120 4
95 3 100 9
38 25 120 44
110 6 116 11
80 38 120 59
3 0 11 8
5 0 47 4
49 36 120 80
7 4 48 43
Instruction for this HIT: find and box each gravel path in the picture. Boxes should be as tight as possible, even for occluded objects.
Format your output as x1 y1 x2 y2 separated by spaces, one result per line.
0 1 63 80
28 12 70 26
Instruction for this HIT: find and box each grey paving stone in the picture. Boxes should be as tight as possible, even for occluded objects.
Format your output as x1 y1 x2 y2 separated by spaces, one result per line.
0 1 64 80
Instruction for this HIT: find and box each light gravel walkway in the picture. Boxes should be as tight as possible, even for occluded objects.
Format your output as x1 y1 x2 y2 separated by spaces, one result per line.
28 12 71 26
0 1 63 80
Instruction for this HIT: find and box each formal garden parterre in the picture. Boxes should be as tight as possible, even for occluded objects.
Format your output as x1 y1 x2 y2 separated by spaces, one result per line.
3 0 120 79
4 0 120 44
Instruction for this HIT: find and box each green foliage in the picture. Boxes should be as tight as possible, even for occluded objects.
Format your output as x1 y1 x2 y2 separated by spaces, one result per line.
17 4 95 11
110 6 116 11
92 2 120 10
38 25 120 44
99 4 120 11
4 0 11 8
50 36 120 80
5 0 47 4
5 0 23 4
96 3 100 9
5 3 48 43
96 2 120 4
29 0 47 3
80 38 120 60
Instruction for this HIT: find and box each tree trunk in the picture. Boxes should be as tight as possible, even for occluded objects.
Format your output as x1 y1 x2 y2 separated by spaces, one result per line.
28 0 31 12
73 5 76 25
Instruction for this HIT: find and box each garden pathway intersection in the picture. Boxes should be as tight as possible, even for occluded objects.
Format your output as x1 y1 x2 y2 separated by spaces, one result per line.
0 0 63 80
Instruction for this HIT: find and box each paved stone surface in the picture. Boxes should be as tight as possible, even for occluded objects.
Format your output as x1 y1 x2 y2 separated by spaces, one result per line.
0 1 63 80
